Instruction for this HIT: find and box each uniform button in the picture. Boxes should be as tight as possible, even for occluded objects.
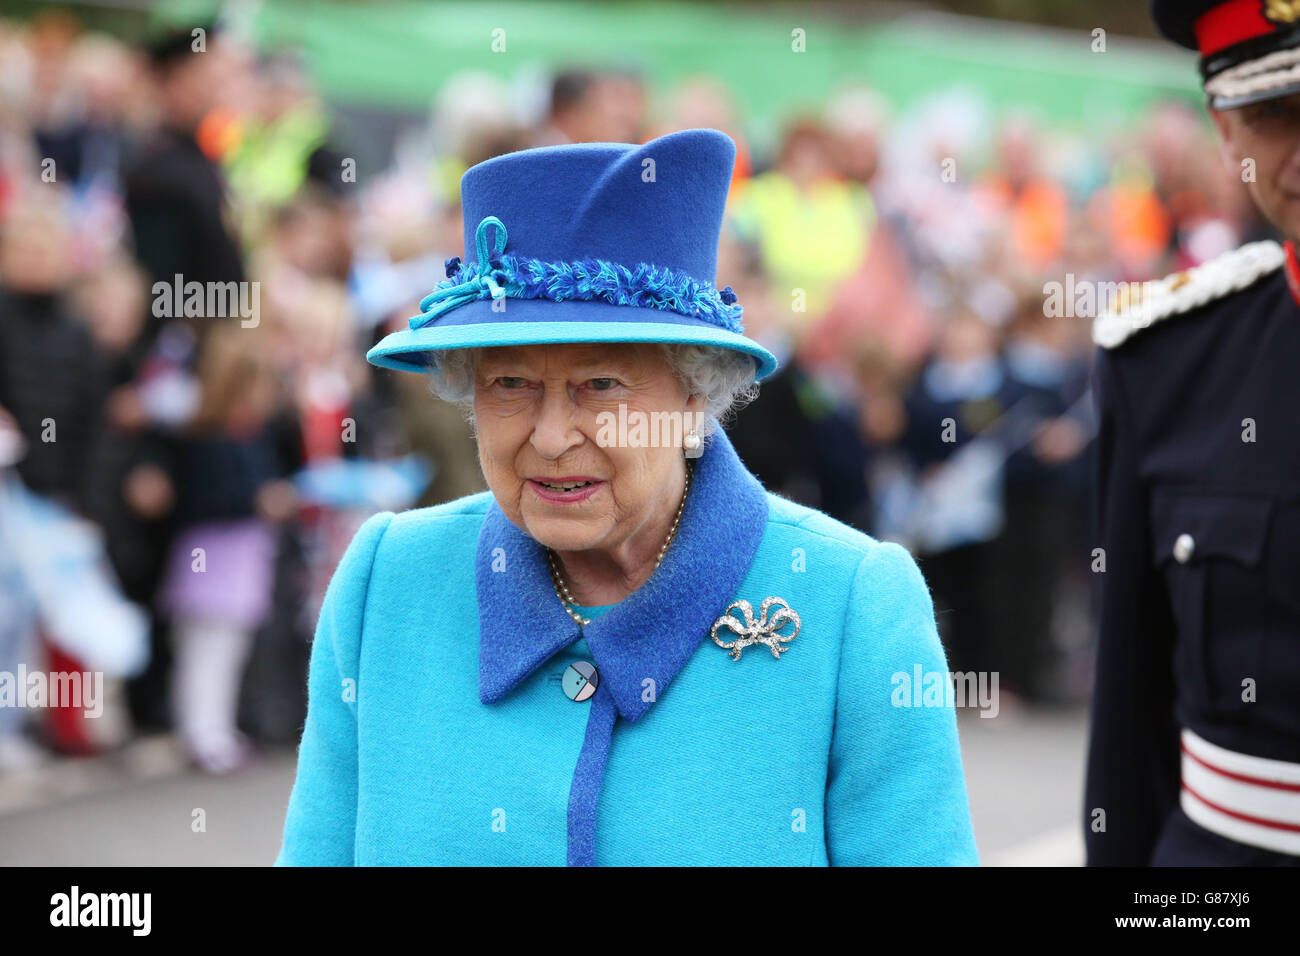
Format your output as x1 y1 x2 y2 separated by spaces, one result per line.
1173 533 1195 564
562 661 599 702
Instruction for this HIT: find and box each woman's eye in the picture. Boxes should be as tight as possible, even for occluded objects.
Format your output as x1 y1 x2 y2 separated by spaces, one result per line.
498 377 528 389
588 378 617 391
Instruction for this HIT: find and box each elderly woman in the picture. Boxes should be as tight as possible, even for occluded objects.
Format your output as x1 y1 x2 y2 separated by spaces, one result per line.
275 129 978 866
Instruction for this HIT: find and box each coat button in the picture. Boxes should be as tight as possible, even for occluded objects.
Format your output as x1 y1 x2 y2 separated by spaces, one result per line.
1173 533 1195 564
562 661 599 702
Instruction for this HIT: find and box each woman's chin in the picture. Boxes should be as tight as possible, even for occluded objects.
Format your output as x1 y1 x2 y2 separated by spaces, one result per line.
521 514 608 555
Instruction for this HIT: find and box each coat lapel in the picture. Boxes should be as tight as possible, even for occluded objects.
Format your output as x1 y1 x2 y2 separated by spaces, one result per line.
477 429 768 721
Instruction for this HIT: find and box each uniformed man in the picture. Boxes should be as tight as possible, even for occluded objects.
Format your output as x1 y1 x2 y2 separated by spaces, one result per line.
1085 0 1300 865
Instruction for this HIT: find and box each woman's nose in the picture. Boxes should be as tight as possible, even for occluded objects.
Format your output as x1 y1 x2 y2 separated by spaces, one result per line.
529 388 583 460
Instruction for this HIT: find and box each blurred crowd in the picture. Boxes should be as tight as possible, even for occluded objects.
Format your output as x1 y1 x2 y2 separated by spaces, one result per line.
0 11 1272 774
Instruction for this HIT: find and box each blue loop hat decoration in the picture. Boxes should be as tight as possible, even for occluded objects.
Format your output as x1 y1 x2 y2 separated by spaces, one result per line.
367 128 779 381
414 217 510 324
410 215 746 335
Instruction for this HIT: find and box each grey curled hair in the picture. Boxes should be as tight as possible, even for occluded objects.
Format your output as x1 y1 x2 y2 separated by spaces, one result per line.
426 343 759 437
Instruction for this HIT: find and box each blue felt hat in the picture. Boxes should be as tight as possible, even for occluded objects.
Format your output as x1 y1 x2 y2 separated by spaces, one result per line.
366 128 779 381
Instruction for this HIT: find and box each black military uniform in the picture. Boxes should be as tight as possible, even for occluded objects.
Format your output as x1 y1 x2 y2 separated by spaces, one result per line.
1085 1 1300 866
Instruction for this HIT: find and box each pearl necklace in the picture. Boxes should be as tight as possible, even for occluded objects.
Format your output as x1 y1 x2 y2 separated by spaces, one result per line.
546 465 692 627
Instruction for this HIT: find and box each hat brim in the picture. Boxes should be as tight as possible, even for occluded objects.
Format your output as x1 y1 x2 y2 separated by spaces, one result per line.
1208 76 1300 110
366 297 780 381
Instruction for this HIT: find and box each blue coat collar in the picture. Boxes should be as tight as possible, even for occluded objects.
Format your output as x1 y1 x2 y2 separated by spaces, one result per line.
476 429 768 722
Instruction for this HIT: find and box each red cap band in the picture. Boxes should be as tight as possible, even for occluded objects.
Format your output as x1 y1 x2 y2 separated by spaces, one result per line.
1195 0 1282 57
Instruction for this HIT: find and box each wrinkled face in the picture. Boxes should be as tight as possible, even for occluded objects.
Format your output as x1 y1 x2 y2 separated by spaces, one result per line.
473 343 704 555
1212 93 1300 240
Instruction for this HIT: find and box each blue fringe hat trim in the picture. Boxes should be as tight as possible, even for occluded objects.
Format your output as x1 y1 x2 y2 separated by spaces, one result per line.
410 216 744 334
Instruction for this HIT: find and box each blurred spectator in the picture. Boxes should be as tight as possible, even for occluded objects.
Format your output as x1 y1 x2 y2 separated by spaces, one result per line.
0 189 109 756
76 254 181 735
729 117 873 339
227 50 334 215
806 222 936 374
77 255 163 606
1083 149 1171 279
539 67 647 145
984 296 1091 702
123 25 244 352
974 117 1069 274
0 191 104 513
148 325 302 774
826 84 890 191
899 307 1015 676
661 76 752 187
0 400 40 770
722 235 871 527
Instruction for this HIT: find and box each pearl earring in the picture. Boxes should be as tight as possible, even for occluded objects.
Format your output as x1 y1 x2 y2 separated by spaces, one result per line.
684 427 702 458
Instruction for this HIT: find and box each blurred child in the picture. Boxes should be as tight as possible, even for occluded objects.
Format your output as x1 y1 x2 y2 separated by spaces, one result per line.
0 404 42 770
987 300 1092 701
151 325 301 774
77 256 182 735
0 190 110 759
721 235 871 527
900 307 1015 677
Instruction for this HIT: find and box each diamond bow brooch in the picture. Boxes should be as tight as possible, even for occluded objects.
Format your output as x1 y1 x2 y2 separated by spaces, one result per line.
710 597 801 661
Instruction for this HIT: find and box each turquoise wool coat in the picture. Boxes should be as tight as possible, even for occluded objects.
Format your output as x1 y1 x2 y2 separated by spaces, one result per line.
274 430 979 866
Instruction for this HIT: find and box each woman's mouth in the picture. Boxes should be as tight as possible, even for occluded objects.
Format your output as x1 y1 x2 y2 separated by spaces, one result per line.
527 477 604 503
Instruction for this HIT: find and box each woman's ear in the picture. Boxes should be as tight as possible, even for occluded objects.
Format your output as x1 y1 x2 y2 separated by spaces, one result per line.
685 391 707 415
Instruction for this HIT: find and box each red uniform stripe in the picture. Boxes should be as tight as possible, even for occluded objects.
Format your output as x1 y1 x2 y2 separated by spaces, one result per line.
1182 782 1300 832
1181 739 1300 791
1284 240 1300 308
1195 0 1280 57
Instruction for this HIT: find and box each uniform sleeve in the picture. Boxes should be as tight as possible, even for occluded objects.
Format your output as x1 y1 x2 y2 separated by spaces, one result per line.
274 510 394 866
825 540 980 866
1083 349 1179 865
